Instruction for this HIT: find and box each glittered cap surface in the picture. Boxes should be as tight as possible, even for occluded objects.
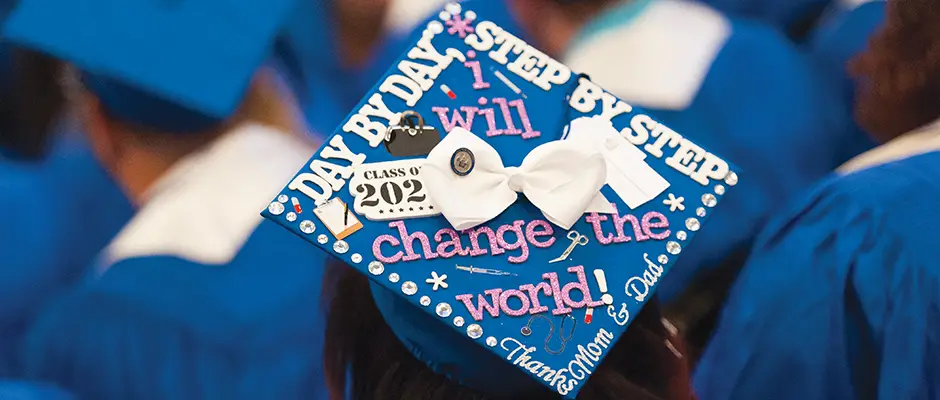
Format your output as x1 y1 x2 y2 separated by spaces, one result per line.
263 2 740 398
2 0 295 124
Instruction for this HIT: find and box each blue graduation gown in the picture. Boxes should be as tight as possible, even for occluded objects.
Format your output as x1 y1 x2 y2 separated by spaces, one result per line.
0 134 132 377
694 144 940 399
20 124 329 400
564 0 868 301
701 0 831 31
0 381 74 400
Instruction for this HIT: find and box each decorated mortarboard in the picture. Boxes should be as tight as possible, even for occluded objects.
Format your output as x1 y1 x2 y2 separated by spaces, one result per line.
2 0 296 132
263 3 739 398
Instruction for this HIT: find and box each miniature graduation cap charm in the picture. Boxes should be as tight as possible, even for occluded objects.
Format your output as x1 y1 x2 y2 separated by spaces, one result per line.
263 3 739 398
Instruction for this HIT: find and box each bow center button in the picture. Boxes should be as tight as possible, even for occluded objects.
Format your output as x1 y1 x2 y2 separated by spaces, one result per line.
504 166 525 192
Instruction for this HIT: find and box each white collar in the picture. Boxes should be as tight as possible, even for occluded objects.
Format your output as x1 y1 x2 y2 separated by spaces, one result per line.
382 0 451 36
563 0 731 111
838 118 940 175
838 0 883 11
103 123 314 268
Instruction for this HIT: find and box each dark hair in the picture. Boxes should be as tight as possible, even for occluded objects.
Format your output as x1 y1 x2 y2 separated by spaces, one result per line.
0 48 67 161
322 260 695 400
849 0 940 143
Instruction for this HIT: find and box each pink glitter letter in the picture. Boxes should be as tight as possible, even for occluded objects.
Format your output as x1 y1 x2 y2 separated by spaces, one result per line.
641 211 671 240
496 220 529 263
432 106 478 132
491 97 521 136
499 290 531 316
372 235 403 263
560 266 606 310
476 98 500 137
543 272 573 315
520 282 553 314
611 203 649 243
464 61 491 90
389 220 439 261
434 228 470 257
509 99 540 139
456 289 503 321
584 212 614 245
525 220 556 248
463 225 506 257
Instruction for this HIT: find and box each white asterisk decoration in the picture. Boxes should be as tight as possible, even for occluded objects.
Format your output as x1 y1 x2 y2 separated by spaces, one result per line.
426 271 448 291
663 193 685 212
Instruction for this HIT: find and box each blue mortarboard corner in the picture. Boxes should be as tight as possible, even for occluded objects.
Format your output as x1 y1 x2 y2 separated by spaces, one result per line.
3 0 295 133
263 3 739 398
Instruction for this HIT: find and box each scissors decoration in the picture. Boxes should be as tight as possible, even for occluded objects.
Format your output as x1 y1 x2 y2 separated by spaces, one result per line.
549 230 589 263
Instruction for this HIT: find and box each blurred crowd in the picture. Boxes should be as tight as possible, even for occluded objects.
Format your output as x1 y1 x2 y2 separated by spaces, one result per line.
0 0 933 399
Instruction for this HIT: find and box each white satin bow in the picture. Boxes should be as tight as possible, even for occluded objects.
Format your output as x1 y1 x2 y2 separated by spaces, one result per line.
421 128 614 230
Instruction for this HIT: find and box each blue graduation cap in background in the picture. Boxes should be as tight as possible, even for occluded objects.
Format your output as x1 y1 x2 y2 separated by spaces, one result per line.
264 3 740 398
2 0 296 133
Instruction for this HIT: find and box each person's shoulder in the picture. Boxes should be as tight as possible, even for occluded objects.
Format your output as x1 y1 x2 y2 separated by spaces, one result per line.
22 240 329 399
78 125 324 332
830 150 940 209
90 222 327 332
780 151 940 258
103 124 312 268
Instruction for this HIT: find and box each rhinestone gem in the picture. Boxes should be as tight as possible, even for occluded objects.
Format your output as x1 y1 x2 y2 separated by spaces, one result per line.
277 194 289 203
436 302 452 318
438 11 451 20
715 184 726 195
465 10 477 20
317 234 329 244
467 324 483 339
402 281 418 296
666 241 682 255
333 240 349 254
702 194 718 207
428 20 444 34
350 253 362 263
268 202 285 216
299 220 315 234
657 254 669 264
389 273 400 283
368 261 385 275
486 336 497 347
676 231 688 241
696 207 707 217
725 171 739 186
286 212 297 222
685 218 700 232
453 316 465 327
420 296 431 306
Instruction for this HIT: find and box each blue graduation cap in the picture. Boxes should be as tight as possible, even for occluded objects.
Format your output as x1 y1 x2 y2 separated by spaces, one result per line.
264 3 740 398
1 0 296 133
